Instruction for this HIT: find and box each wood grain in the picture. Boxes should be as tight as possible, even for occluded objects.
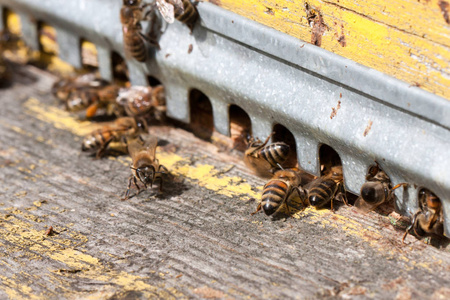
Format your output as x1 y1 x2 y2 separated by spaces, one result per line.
0 65 449 299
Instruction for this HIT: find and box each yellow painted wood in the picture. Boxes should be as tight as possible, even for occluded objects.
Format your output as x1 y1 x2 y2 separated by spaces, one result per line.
207 0 450 100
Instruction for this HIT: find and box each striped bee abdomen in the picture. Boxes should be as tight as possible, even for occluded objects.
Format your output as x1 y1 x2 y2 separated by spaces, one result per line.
124 29 147 62
308 178 337 208
176 0 199 30
259 142 290 167
81 130 112 152
261 180 288 216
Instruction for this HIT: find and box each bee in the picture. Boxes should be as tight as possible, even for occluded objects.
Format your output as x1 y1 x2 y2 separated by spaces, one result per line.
354 163 406 213
81 117 146 158
244 133 290 178
306 165 347 211
116 85 165 118
121 0 159 62
402 189 444 243
156 1 198 31
251 168 307 216
175 0 199 31
66 84 121 118
123 133 168 200
51 73 108 102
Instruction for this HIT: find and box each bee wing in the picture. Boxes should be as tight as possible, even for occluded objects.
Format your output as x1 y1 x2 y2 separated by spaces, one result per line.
140 133 158 159
156 0 175 24
127 133 158 160
354 197 377 213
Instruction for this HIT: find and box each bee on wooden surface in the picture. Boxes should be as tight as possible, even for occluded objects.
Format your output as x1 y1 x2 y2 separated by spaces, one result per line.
81 117 146 158
402 189 444 243
116 85 165 119
66 84 121 118
123 133 168 200
52 73 107 103
244 133 290 178
251 168 307 216
121 0 159 62
306 165 347 211
355 163 406 213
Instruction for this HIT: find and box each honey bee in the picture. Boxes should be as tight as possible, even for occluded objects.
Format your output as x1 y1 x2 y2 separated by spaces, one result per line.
402 189 444 243
52 73 107 103
244 133 290 178
123 133 168 200
306 165 347 211
121 0 159 62
116 85 165 118
156 0 198 31
81 117 146 158
175 0 198 31
66 84 121 118
355 163 406 213
251 168 307 216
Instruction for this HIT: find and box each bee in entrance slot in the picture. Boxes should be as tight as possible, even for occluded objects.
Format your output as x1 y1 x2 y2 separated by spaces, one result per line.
121 0 159 62
52 73 108 103
123 133 168 200
402 189 445 243
81 117 146 158
66 84 122 118
355 162 406 213
306 165 348 212
244 133 290 178
116 85 166 120
251 168 307 217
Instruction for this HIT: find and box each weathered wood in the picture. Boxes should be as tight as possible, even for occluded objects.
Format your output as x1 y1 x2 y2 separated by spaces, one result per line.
207 0 450 100
0 65 449 299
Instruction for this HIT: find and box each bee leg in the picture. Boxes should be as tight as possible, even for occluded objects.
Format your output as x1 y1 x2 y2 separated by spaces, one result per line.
134 176 141 193
251 203 262 216
294 186 308 209
402 211 420 244
138 31 160 50
248 132 274 156
95 136 114 159
122 175 135 200
392 182 408 190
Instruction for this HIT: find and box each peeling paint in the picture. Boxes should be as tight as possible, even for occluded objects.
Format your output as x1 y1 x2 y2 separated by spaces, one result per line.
210 0 450 99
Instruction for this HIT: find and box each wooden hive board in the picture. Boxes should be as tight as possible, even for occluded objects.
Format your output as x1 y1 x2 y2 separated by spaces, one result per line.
206 0 450 100
0 64 449 299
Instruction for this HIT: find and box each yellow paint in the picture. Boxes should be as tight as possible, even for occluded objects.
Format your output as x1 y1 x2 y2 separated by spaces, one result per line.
23 98 103 136
0 211 186 299
208 0 450 99
81 40 99 67
5 10 21 35
0 275 42 300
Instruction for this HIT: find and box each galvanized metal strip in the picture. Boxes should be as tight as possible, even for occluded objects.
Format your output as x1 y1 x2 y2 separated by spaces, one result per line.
1 0 449 235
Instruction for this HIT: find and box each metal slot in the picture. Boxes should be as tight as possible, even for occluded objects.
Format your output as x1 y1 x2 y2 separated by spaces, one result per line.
229 104 251 152
272 124 298 169
189 88 213 141
1 0 449 235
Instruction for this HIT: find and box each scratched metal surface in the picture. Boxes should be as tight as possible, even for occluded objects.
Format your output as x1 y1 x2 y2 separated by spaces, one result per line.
0 65 450 299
